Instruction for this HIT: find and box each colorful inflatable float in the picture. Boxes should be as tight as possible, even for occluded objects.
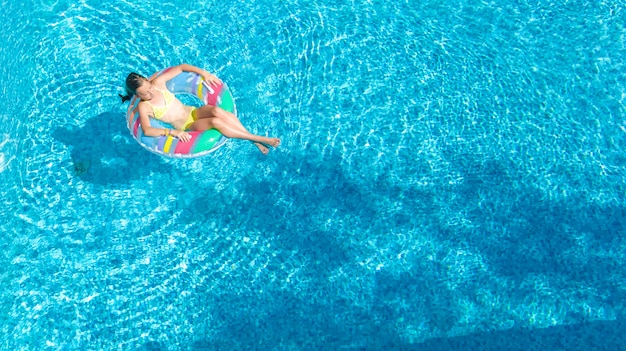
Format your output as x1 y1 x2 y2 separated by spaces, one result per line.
125 67 235 158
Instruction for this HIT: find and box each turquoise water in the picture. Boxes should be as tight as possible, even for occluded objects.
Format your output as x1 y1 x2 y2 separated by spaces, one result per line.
1 0 625 350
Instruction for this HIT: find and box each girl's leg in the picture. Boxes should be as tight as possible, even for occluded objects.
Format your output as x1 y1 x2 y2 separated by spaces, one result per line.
193 106 280 151
201 106 271 153
190 117 280 147
196 106 252 135
214 107 249 134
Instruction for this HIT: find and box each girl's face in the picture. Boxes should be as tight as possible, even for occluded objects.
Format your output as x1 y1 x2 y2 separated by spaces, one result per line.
135 80 156 100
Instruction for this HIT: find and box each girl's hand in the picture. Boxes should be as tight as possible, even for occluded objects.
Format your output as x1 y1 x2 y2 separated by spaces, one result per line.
202 72 222 86
173 130 192 142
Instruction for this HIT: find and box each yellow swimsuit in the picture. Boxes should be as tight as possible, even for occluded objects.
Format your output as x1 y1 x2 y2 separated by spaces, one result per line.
147 88 197 130
183 108 198 130
147 88 174 120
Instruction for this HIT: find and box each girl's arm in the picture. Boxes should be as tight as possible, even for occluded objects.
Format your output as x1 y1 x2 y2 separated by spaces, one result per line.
155 63 221 86
138 103 167 137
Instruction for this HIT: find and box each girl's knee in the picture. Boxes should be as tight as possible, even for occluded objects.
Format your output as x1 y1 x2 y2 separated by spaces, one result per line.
191 118 215 131
215 108 230 120
197 105 217 117
197 105 229 121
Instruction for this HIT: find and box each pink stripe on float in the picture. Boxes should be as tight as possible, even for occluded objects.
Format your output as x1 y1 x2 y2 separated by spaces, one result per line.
205 82 223 106
133 117 141 137
173 132 199 154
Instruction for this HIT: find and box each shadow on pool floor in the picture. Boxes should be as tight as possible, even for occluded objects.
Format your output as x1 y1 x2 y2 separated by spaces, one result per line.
181 318 626 351
411 318 626 351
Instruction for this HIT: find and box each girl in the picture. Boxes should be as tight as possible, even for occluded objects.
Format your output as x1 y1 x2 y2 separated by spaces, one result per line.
120 64 280 154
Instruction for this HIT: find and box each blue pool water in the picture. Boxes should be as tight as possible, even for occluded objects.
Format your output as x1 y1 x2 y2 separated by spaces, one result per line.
1 0 625 350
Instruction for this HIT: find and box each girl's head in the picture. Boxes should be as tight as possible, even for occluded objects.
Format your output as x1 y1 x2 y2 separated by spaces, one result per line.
119 72 148 103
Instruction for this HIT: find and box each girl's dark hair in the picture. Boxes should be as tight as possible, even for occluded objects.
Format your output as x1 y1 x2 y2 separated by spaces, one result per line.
119 72 147 103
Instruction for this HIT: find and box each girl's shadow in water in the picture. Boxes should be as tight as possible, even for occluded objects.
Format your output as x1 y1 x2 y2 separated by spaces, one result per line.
52 111 165 186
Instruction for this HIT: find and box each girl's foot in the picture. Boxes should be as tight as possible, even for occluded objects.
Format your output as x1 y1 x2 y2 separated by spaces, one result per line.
253 142 269 155
262 137 281 147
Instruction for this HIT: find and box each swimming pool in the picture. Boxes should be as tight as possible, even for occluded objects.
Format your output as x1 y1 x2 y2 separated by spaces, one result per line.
1 0 625 350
